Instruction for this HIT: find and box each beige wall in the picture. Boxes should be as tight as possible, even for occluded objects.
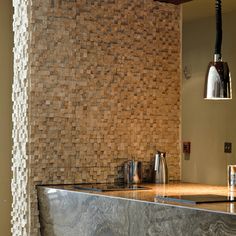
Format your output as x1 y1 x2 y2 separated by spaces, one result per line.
182 11 236 185
0 1 13 236
12 1 181 234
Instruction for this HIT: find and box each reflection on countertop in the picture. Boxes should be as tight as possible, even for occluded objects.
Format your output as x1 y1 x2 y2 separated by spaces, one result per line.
39 182 236 215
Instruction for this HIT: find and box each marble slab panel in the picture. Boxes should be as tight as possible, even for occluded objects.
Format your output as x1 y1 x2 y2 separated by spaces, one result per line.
37 186 236 236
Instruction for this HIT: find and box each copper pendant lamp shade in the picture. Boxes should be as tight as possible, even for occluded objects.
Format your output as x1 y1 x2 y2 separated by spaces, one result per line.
204 0 232 100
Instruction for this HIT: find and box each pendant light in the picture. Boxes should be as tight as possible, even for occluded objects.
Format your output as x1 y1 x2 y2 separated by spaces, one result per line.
204 0 232 100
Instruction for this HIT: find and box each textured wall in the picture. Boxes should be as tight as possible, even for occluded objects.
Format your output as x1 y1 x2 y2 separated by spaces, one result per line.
12 0 30 235
12 0 181 235
0 1 13 236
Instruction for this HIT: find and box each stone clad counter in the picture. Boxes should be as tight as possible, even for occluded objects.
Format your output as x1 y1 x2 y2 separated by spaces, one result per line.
37 183 236 236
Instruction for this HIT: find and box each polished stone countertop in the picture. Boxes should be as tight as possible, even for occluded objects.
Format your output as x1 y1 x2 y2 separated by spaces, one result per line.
40 182 236 216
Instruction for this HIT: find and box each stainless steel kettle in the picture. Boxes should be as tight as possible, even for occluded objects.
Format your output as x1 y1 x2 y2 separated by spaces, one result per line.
153 151 168 184
124 160 142 184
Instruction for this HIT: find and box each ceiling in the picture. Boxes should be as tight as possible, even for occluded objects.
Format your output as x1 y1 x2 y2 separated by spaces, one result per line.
183 0 236 22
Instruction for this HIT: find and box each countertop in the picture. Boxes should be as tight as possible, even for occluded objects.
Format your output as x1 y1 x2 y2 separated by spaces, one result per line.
40 182 236 216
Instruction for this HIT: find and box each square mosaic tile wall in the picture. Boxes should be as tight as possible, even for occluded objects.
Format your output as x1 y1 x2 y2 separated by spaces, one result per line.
12 0 181 235
12 0 30 235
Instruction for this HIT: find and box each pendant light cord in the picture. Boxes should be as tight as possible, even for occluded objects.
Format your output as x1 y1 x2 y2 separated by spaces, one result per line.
215 0 222 57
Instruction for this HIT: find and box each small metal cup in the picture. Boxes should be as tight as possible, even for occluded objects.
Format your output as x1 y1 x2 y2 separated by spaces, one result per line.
228 165 236 191
124 160 142 184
